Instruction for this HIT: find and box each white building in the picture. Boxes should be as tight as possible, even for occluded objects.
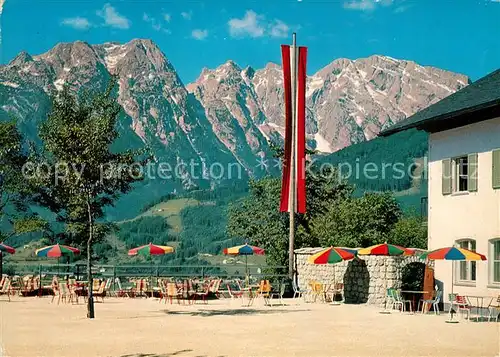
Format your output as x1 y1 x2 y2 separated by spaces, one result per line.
382 69 500 298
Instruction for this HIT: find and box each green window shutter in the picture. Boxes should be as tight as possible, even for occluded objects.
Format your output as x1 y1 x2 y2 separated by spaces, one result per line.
493 149 500 189
442 158 452 195
468 153 478 192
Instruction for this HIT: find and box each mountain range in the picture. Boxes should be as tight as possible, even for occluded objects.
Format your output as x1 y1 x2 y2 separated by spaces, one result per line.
0 38 470 197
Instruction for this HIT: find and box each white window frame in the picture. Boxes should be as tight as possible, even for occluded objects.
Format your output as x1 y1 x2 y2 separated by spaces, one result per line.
455 239 476 285
452 156 469 193
489 238 500 287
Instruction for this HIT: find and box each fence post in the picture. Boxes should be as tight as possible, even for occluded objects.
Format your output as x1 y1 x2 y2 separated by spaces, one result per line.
201 266 205 279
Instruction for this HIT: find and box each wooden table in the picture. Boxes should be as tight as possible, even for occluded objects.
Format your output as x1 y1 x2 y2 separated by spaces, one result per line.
401 290 428 313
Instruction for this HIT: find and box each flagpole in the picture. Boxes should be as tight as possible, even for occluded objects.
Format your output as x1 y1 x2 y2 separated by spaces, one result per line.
288 33 297 279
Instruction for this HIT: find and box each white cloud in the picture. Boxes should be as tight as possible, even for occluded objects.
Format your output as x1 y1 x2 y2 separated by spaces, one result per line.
163 13 171 22
344 0 393 11
270 20 289 38
181 11 192 20
228 10 291 39
228 10 265 38
61 17 92 30
191 29 208 40
143 12 170 33
97 3 130 29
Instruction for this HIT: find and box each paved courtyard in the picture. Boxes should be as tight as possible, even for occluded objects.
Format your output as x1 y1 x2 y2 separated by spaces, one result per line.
0 297 498 357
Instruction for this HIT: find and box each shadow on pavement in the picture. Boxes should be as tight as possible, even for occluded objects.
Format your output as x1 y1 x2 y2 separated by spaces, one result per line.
161 308 310 317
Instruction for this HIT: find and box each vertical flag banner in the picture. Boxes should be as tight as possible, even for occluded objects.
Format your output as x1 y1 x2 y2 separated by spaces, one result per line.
279 42 307 214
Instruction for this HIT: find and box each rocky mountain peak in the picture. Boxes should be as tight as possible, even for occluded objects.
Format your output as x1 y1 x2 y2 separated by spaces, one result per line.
8 51 33 67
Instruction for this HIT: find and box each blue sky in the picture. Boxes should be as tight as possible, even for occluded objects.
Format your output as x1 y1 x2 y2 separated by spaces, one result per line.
1 0 499 83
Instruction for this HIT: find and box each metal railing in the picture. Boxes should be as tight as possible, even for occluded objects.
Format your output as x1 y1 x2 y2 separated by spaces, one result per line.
2 262 289 281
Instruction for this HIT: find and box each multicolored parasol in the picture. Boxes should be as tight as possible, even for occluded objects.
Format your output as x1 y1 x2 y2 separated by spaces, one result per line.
358 242 414 312
0 242 15 254
420 247 486 261
35 244 81 258
308 247 356 264
358 243 415 256
223 244 265 256
223 244 265 284
128 243 175 256
419 246 486 323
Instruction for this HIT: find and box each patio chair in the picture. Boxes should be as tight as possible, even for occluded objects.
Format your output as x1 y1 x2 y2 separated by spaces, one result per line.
268 283 286 307
54 283 70 304
383 288 395 310
0 278 12 301
166 282 181 304
114 277 129 298
292 278 306 300
399 290 414 313
226 284 244 300
158 279 168 304
487 295 500 322
209 279 222 299
194 282 211 304
455 295 472 320
391 289 406 312
308 281 324 303
93 281 107 302
419 290 442 315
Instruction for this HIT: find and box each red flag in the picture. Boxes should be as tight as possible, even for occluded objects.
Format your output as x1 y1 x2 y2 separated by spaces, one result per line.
280 44 307 214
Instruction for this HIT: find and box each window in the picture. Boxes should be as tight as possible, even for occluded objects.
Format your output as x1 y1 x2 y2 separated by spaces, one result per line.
454 156 469 192
490 239 500 285
456 239 476 283
442 154 477 195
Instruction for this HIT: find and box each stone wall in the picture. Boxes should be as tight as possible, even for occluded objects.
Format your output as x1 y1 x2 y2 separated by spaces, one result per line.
295 247 432 305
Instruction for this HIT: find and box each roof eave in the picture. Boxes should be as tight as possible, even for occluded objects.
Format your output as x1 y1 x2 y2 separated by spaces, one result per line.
380 99 500 136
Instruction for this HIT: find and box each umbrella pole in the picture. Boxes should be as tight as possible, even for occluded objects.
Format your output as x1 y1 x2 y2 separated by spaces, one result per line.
0 252 3 278
245 255 249 287
380 259 391 314
446 265 459 323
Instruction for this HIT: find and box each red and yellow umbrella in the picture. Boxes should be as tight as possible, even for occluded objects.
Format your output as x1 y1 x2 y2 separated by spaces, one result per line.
358 242 414 312
128 243 174 256
223 244 265 256
35 244 80 258
308 247 356 264
420 247 486 261
358 243 415 256
0 242 15 254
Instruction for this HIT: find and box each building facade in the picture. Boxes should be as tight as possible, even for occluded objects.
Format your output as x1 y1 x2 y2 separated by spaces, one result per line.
428 116 500 296
381 69 500 299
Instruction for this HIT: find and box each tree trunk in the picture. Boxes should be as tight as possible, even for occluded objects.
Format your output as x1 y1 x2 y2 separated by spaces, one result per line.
86 198 95 319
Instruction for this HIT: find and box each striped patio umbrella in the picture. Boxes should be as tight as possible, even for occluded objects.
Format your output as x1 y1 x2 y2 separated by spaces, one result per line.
358 243 415 256
127 243 175 256
0 242 16 277
308 247 356 305
358 242 414 312
128 243 175 290
223 244 265 284
420 247 486 323
0 242 15 254
308 247 356 264
420 247 486 261
35 244 81 258
223 244 265 256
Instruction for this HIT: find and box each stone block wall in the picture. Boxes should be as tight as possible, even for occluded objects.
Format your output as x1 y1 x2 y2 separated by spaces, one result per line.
295 247 432 305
